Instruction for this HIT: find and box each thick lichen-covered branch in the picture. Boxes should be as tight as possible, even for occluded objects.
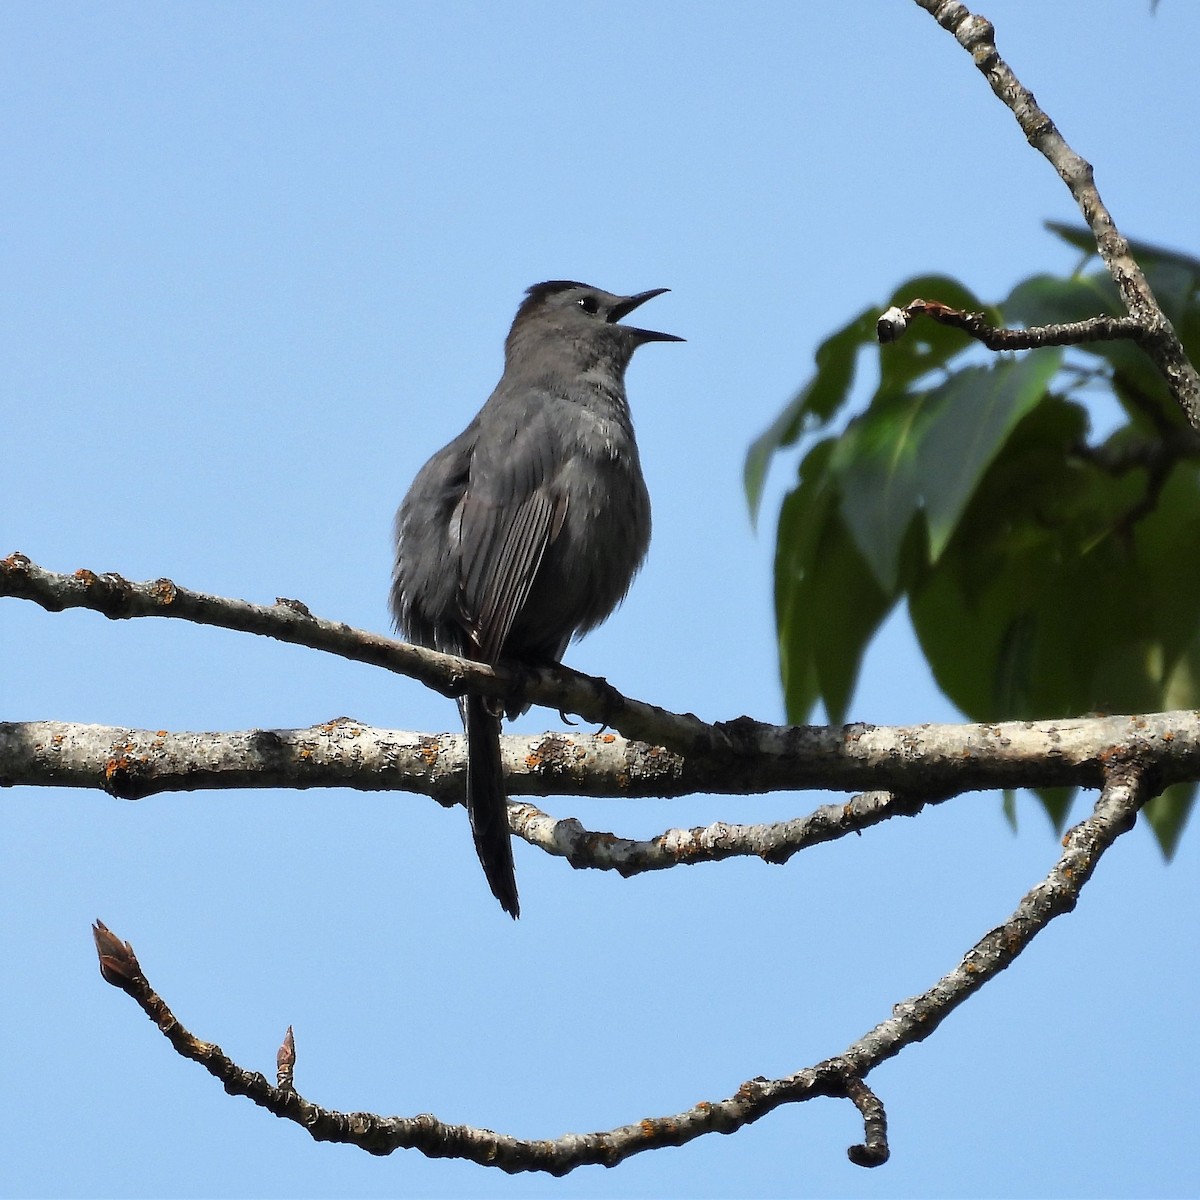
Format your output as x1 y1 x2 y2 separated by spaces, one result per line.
5 709 1198 799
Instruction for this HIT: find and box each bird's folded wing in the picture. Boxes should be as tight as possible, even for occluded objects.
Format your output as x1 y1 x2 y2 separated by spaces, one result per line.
453 417 566 664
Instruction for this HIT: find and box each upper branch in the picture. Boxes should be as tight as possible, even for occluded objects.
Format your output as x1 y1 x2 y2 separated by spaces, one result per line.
0 552 719 760
911 0 1200 431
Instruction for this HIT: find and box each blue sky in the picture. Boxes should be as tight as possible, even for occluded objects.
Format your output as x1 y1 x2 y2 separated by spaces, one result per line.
3 3 1198 1197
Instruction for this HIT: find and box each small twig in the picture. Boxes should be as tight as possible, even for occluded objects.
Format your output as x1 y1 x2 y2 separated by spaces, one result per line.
276 1027 296 1093
842 1074 889 1167
88 762 1149 1172
877 298 1143 351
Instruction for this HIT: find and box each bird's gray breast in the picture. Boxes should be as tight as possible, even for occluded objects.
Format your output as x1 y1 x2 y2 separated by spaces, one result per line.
509 390 651 657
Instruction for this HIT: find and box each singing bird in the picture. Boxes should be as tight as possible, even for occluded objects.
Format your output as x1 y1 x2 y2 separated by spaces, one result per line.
391 281 682 916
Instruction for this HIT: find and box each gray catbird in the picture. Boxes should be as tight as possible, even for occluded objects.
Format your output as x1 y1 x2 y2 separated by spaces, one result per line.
391 281 682 917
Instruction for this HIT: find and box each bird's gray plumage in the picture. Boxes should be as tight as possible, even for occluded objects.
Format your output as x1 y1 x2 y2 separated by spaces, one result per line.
391 281 681 916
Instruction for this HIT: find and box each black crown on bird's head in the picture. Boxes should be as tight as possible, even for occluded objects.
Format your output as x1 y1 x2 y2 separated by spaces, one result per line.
505 280 683 359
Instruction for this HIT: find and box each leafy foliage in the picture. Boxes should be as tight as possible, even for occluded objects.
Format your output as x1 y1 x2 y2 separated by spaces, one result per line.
749 226 1200 854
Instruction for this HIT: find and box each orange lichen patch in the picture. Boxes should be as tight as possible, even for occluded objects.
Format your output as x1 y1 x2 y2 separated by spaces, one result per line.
150 578 178 605
1162 730 1175 742
524 748 544 769
156 731 168 738
104 757 132 781
638 1117 677 1140
600 733 616 743
318 718 362 737
418 736 441 766
52 733 64 746
2 551 32 568
74 568 99 585
672 833 708 862
298 747 313 761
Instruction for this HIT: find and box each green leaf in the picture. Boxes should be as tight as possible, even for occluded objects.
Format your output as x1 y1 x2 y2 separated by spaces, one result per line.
828 391 929 593
1148 631 1200 857
808 506 894 724
1045 221 1200 280
1033 785 1075 833
910 396 1092 720
1145 782 1196 859
773 439 895 722
828 352 1060 594
917 350 1062 563
1003 273 1118 328
912 391 1200 734
1002 790 1018 831
774 441 837 722
1121 463 1200 680
744 308 876 522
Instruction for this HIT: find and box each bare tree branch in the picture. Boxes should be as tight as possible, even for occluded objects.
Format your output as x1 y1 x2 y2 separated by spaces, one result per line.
88 762 1148 1172
510 789 924 875
4 712 1198 801
908 0 1200 431
877 298 1144 350
0 552 722 761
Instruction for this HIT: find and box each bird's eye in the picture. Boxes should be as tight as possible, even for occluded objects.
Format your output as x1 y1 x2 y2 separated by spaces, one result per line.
577 295 599 315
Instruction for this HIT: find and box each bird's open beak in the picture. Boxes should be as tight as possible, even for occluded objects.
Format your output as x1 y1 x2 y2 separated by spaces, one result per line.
609 288 685 343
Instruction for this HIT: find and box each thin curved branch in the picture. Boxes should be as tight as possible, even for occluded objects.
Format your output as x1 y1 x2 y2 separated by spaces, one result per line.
510 789 927 875
88 762 1148 1172
911 0 1200 431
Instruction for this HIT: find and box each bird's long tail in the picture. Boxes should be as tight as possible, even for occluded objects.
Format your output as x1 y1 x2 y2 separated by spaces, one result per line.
463 692 519 918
